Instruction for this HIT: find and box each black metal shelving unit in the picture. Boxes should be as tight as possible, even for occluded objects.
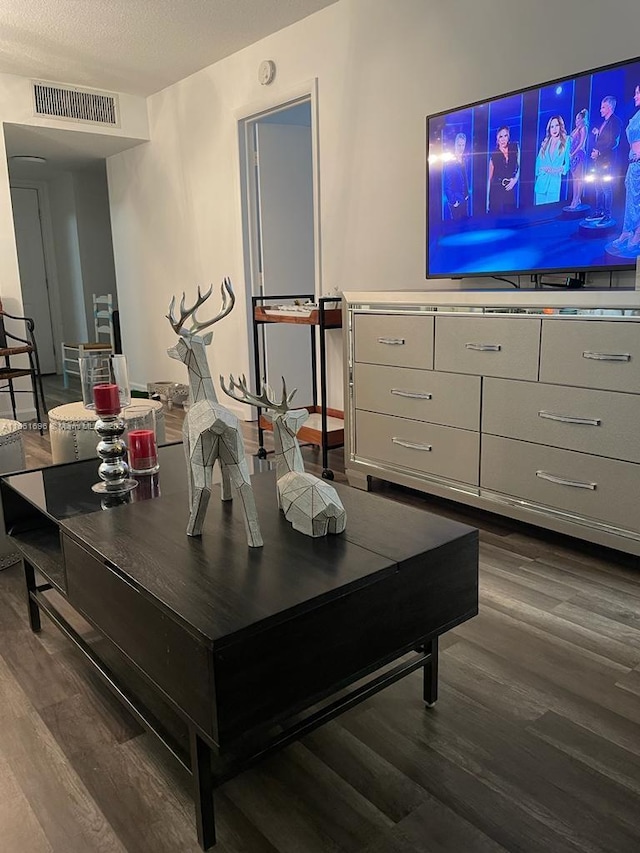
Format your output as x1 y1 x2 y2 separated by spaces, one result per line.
251 294 343 479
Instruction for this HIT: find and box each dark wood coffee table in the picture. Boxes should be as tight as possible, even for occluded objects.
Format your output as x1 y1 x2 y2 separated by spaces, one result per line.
1 444 478 849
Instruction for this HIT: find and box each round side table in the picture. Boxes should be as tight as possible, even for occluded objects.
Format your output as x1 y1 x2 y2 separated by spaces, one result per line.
0 418 26 473
0 418 26 570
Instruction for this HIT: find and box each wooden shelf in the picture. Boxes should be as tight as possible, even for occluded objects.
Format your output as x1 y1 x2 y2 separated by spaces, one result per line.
12 526 66 593
254 306 342 327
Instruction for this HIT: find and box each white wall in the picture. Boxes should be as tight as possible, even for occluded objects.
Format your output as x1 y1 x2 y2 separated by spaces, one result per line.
107 0 640 405
0 131 23 315
74 164 119 331
46 166 119 347
48 172 87 342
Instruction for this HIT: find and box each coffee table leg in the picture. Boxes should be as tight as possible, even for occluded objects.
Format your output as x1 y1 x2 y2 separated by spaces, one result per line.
189 728 216 849
423 637 439 707
24 560 41 633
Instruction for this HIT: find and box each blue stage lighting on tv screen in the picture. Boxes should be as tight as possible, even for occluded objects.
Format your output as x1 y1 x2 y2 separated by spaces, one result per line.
426 56 640 278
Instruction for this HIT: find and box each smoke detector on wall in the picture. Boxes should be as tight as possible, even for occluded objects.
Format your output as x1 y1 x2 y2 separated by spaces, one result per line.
258 60 276 85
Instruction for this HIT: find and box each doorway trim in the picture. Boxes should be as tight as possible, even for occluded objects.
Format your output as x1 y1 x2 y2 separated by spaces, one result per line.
9 180 63 373
236 78 322 390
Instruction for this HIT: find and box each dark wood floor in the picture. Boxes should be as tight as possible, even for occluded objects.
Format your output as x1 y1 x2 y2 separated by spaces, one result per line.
2 376 640 852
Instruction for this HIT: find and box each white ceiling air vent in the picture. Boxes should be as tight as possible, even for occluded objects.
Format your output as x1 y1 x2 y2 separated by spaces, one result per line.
32 81 120 127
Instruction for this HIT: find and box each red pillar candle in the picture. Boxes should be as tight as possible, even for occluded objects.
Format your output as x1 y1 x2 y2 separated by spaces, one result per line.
93 383 120 415
128 429 158 473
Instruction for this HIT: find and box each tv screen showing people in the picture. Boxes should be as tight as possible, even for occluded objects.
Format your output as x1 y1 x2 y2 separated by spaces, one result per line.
426 56 640 278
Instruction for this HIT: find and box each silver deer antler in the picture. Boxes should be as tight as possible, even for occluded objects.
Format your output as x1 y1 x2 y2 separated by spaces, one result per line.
167 278 235 336
221 373 297 413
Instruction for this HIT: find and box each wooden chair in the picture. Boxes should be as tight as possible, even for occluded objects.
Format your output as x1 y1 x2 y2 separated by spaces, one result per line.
61 294 116 388
0 300 47 433
93 293 116 347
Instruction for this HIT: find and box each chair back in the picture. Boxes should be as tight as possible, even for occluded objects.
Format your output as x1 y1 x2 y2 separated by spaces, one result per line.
0 318 6 350
0 300 10 349
0 300 47 430
93 294 115 348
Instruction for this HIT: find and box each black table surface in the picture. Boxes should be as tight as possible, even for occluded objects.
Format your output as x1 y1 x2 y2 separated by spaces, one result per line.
3 444 477 648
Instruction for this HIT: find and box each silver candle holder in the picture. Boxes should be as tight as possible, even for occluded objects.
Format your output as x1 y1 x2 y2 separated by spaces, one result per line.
93 411 138 494
78 353 138 495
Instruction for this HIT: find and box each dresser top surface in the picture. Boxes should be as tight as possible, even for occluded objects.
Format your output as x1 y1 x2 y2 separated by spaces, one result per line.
343 289 640 316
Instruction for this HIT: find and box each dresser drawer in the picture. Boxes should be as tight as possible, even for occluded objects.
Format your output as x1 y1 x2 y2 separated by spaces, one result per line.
63 534 213 735
435 316 541 380
481 435 640 532
540 320 640 392
355 364 480 430
483 378 640 463
354 314 434 368
355 410 479 485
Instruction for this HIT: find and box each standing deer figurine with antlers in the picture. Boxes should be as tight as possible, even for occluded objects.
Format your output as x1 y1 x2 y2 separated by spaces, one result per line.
221 374 346 538
167 279 263 546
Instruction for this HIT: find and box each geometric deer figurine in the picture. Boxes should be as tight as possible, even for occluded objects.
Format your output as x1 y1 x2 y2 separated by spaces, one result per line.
166 279 263 546
221 374 346 538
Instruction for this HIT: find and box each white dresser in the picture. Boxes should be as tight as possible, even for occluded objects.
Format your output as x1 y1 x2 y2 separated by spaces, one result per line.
344 290 640 555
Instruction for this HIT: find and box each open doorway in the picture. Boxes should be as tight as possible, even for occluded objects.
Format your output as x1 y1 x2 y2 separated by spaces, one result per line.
4 123 144 406
239 88 320 407
6 162 117 387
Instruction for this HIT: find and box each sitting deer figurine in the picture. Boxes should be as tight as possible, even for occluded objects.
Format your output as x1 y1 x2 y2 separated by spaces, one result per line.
167 280 263 546
221 374 346 538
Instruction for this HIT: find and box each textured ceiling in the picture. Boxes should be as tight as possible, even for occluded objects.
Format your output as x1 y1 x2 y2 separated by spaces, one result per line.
0 0 338 97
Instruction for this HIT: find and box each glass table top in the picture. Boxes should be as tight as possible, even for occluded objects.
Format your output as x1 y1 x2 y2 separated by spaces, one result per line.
2 443 273 522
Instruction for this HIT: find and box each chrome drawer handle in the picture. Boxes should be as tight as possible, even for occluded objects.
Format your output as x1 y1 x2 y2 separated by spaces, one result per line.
390 389 432 400
538 411 601 427
582 351 631 362
378 337 405 345
464 343 501 352
535 470 597 490
392 437 432 452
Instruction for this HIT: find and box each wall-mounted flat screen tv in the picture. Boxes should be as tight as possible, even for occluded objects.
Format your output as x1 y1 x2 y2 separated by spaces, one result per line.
426 56 640 278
